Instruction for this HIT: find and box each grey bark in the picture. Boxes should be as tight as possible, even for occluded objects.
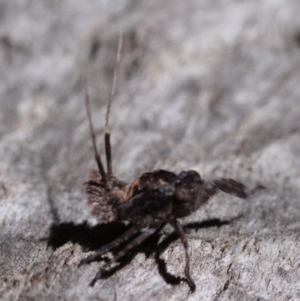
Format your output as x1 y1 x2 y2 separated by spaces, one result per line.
1 1 300 300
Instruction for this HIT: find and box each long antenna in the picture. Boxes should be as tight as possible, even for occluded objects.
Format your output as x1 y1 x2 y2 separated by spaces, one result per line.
105 32 123 177
84 76 106 182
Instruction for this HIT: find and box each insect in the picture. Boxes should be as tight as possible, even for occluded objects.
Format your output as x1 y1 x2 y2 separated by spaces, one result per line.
80 34 249 292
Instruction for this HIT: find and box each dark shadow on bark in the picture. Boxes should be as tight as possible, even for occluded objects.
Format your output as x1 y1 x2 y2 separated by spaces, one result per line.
47 217 238 287
47 221 131 251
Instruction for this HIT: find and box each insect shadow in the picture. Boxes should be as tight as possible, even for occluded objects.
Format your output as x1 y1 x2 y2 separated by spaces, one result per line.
47 217 237 287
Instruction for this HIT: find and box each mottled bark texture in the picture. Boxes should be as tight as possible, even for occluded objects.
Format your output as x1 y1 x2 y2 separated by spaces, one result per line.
1 1 300 300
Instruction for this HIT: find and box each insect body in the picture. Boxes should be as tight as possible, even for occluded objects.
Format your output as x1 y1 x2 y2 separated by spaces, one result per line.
80 34 249 292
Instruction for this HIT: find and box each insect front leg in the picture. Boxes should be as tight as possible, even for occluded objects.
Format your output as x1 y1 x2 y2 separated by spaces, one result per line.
80 217 154 266
89 226 157 286
169 219 196 292
79 225 140 266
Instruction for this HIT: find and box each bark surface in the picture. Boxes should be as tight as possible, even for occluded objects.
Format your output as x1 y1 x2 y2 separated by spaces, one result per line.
1 1 300 300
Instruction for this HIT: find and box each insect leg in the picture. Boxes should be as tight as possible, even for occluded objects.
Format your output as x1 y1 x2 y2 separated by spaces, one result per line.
169 219 196 292
80 218 152 266
80 225 141 266
89 227 156 286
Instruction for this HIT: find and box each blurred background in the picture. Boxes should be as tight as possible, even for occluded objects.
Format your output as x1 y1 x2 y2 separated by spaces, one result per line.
1 1 300 300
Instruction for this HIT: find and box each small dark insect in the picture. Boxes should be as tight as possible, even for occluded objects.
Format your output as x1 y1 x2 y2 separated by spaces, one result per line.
80 34 249 292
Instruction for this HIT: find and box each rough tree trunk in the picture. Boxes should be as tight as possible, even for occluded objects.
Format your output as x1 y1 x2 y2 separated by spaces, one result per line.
1 1 300 300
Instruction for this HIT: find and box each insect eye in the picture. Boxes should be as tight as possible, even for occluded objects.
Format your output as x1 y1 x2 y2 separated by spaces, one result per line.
176 170 202 186
178 171 187 177
187 170 201 178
